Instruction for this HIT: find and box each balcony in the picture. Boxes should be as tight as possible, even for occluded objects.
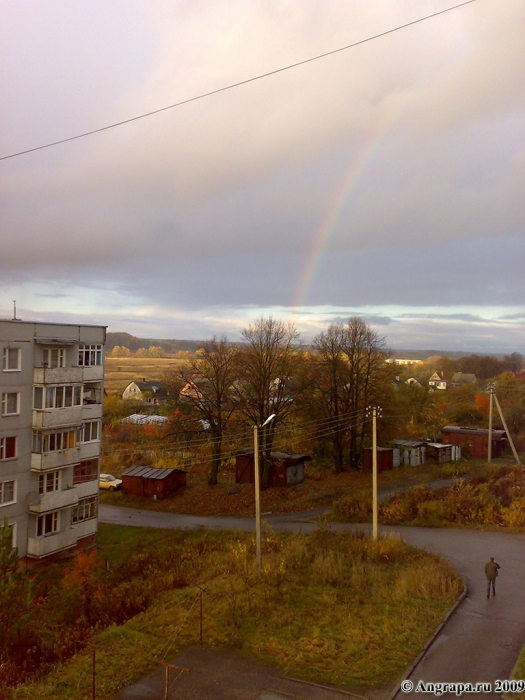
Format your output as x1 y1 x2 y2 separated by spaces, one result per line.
27 528 77 558
31 442 100 472
29 488 79 514
33 366 83 385
81 403 103 421
32 406 84 429
31 447 81 472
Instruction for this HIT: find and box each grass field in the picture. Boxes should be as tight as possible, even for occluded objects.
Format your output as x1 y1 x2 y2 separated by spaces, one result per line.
104 357 185 395
8 525 462 700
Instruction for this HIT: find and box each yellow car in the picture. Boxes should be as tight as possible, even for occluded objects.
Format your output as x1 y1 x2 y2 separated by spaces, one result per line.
99 473 123 492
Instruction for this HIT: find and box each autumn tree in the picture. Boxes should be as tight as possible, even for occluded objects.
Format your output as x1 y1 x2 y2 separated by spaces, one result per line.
178 336 238 485
234 317 302 487
312 317 390 470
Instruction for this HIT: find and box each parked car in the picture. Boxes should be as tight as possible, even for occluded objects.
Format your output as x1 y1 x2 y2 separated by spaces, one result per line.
99 473 123 492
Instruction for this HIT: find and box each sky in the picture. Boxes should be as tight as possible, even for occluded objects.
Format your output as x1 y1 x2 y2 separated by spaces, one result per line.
1 0 524 354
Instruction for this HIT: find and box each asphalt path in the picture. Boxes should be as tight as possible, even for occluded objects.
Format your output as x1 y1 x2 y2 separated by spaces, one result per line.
99 504 525 698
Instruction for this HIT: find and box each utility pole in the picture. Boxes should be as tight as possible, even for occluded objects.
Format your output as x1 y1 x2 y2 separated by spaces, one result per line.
493 392 521 465
487 383 494 464
254 414 275 571
367 406 381 541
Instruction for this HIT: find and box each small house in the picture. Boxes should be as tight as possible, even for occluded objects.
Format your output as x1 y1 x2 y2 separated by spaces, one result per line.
363 447 394 472
450 372 477 388
428 371 448 391
121 465 186 498
392 440 426 466
235 450 311 487
441 426 506 459
122 380 170 405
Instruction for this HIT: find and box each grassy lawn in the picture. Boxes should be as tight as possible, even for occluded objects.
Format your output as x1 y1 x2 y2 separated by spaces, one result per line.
7 525 462 700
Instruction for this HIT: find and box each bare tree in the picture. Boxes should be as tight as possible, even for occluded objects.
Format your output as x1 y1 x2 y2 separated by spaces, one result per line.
313 317 389 470
178 337 238 485
234 317 301 487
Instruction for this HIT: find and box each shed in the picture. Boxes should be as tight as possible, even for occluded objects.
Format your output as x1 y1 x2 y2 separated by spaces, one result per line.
362 447 394 472
425 442 454 464
441 426 507 459
235 450 311 487
121 465 186 499
392 440 427 467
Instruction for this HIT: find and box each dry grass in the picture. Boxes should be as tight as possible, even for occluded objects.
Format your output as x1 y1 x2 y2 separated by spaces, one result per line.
8 526 462 700
104 357 185 395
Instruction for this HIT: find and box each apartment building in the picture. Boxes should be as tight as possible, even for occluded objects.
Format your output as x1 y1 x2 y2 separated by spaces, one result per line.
0 320 106 560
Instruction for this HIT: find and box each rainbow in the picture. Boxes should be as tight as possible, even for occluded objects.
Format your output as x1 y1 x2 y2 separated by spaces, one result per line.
292 110 400 311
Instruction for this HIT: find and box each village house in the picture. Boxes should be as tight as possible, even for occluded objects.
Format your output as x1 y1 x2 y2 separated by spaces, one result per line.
428 371 449 390
122 379 170 405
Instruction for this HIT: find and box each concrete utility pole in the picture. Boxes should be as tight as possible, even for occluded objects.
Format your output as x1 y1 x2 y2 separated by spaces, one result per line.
367 406 381 541
254 414 275 571
487 383 494 464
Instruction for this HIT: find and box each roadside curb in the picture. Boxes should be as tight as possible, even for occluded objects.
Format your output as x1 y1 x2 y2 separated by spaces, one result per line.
501 652 523 700
386 583 468 700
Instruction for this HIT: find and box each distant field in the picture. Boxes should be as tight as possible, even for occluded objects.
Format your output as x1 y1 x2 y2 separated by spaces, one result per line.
104 357 185 395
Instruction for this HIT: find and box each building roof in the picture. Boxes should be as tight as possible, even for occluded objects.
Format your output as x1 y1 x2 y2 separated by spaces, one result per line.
442 426 506 438
121 413 168 425
122 466 183 480
450 372 477 385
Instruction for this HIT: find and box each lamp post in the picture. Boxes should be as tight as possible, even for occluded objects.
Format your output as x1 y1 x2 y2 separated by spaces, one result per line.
254 413 275 571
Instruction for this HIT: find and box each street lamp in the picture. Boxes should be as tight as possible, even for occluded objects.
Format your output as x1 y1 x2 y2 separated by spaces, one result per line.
254 414 275 571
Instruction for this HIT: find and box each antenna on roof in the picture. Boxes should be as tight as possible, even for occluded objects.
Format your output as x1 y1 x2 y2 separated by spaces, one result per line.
12 300 21 321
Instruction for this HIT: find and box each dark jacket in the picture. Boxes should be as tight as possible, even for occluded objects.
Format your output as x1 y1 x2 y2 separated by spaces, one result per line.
485 561 500 580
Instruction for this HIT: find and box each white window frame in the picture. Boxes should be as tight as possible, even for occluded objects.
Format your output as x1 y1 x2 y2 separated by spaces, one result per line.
71 496 98 524
78 344 103 367
82 420 100 443
39 471 60 495
0 436 17 460
1 392 20 416
43 347 66 369
2 347 21 372
33 385 82 410
0 479 16 506
37 511 59 537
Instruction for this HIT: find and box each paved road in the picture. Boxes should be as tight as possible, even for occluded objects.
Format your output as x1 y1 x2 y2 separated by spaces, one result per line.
100 505 525 698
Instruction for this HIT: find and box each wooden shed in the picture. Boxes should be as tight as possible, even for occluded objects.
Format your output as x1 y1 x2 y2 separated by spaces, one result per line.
363 447 394 472
392 440 427 466
425 442 454 464
121 466 186 499
235 450 311 487
441 426 507 459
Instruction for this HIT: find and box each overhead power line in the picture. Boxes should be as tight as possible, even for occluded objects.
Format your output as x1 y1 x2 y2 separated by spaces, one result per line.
0 0 477 162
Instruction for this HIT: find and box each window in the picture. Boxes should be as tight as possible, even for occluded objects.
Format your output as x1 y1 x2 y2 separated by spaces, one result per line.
82 421 99 442
2 348 21 371
0 480 16 506
33 385 82 409
1 392 20 416
43 348 65 368
37 511 59 537
72 496 97 523
78 344 102 367
73 460 98 484
38 471 60 495
0 436 17 460
32 429 79 454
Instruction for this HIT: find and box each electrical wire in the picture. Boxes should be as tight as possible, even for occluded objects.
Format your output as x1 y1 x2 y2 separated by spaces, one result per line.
0 0 478 162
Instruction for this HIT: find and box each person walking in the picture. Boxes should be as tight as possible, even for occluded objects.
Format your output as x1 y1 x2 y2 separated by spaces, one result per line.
485 557 500 599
